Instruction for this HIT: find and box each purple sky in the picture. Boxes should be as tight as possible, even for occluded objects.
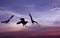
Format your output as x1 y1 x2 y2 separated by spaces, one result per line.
0 0 60 32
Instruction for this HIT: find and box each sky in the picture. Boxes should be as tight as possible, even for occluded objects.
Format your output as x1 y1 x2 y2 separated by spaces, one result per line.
0 0 60 32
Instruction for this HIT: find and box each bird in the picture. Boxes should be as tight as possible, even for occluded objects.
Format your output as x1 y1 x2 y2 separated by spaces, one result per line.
16 18 28 26
29 13 39 25
1 15 14 24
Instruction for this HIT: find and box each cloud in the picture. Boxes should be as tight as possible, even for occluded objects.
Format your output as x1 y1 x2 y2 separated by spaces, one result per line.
50 7 60 11
49 8 60 26
0 7 29 20
53 21 60 25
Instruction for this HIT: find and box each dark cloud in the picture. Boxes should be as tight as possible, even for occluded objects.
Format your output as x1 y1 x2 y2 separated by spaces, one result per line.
0 0 54 14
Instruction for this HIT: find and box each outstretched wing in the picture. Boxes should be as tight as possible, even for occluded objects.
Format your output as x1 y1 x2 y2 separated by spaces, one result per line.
29 13 33 22
1 21 6 23
8 15 14 20
1 20 9 24
16 21 21 24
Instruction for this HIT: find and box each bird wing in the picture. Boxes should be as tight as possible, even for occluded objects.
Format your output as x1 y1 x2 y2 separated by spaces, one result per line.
29 13 33 22
1 20 9 24
16 21 21 24
8 15 14 20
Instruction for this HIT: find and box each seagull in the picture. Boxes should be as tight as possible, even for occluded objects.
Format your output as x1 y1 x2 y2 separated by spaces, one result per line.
1 15 14 24
16 18 28 26
29 13 39 25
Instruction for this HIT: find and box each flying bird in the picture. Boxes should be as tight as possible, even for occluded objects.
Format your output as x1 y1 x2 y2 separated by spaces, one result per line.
29 13 39 25
1 15 14 24
16 18 28 26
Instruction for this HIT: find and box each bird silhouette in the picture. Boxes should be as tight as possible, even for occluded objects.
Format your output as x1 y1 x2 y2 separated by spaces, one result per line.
29 13 39 24
16 18 28 26
1 15 14 24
